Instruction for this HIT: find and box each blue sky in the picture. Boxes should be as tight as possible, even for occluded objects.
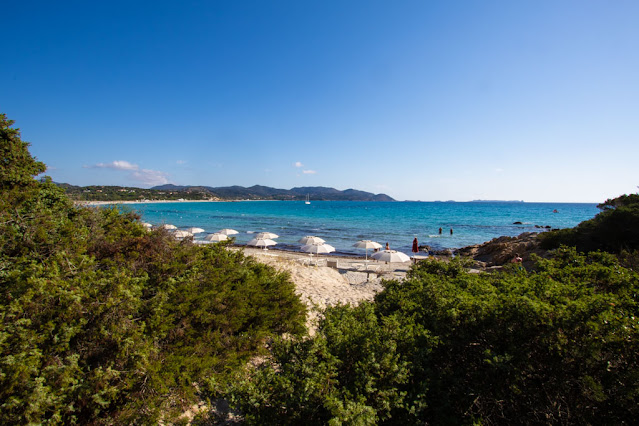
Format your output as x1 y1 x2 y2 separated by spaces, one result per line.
2 0 638 202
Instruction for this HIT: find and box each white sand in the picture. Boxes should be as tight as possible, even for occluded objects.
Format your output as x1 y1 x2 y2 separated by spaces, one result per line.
241 247 411 309
240 247 414 334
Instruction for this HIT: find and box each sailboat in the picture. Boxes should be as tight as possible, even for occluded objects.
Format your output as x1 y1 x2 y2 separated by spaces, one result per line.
305 194 311 205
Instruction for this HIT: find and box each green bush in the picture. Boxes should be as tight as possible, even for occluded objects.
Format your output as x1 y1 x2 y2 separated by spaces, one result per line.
540 193 639 253
0 114 306 423
231 253 639 424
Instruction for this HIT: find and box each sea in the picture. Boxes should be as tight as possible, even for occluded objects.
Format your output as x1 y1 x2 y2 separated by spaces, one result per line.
121 201 599 257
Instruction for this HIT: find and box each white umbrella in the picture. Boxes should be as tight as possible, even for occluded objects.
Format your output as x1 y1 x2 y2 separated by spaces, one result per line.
160 224 177 230
353 240 382 262
141 222 153 229
217 228 239 235
301 242 336 254
173 230 193 239
256 232 279 239
184 227 205 234
301 242 336 265
247 237 277 250
371 250 411 263
299 236 325 245
204 233 228 242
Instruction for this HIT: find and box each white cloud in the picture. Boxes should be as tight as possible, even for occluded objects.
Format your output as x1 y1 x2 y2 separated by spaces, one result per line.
87 160 171 186
294 161 303 168
131 169 170 186
495 168 504 173
303 169 317 174
176 160 187 165
91 160 139 171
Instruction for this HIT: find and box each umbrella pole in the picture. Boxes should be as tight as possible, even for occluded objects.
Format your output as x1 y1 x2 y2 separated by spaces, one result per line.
365 249 369 270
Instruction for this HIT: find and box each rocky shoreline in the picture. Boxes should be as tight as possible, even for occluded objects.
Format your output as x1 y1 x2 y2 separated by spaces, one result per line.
455 232 546 269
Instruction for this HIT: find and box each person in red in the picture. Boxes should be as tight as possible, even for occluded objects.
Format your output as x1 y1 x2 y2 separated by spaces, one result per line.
412 237 419 263
385 242 390 250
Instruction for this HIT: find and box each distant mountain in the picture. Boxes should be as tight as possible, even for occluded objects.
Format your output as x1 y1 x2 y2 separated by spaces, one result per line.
151 184 395 201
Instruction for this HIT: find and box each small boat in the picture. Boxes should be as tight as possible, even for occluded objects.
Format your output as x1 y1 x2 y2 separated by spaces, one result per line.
305 194 311 205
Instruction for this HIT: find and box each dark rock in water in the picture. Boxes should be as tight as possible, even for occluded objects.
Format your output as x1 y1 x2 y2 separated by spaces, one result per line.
534 225 541 228
545 225 551 229
431 249 453 256
513 221 523 225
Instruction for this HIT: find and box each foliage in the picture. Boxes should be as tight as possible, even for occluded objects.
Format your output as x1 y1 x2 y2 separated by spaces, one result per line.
228 303 419 425
61 183 212 202
0 114 306 423
61 183 395 202
0 114 46 190
231 254 639 424
540 193 639 253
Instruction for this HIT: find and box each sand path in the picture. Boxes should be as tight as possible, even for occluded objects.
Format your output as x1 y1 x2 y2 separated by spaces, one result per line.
240 247 411 309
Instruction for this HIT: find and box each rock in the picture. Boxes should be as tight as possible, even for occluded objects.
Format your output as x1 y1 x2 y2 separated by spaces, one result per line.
513 221 523 225
431 249 453 257
456 232 548 269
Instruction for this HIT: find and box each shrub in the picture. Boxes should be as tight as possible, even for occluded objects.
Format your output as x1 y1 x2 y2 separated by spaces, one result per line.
1 114 306 423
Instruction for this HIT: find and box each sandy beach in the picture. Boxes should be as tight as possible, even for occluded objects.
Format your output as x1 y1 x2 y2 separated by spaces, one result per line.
239 246 411 305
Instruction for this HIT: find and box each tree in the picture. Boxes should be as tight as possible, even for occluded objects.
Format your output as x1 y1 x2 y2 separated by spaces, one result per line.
0 114 307 423
0 113 45 190
540 193 639 253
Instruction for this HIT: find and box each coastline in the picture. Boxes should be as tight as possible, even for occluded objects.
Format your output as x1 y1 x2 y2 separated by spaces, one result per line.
82 198 597 255
78 199 549 327
76 199 222 206
76 199 287 206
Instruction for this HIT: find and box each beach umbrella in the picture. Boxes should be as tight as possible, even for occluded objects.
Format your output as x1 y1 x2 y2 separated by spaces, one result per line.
160 224 177 230
247 237 277 250
301 242 336 255
299 236 325 245
141 222 153 229
353 240 382 262
371 249 411 263
204 233 228 242
184 227 205 234
301 242 336 265
173 230 193 239
217 228 239 235
256 232 279 239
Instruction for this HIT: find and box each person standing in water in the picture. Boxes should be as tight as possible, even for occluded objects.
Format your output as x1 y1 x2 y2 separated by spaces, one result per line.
450 228 453 235
438 227 442 235
385 242 390 250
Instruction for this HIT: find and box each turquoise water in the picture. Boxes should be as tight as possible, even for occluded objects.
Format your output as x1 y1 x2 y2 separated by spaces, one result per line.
126 201 598 256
